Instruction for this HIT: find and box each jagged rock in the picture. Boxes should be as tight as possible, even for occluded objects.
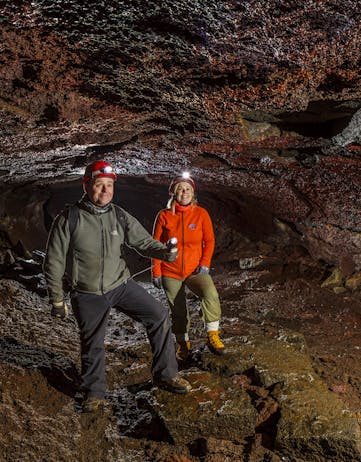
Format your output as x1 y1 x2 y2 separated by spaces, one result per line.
136 333 361 460
239 255 283 270
274 381 361 462
13 240 32 259
246 336 361 462
333 286 347 294
4 249 15 267
194 436 247 461
321 268 343 288
340 254 356 278
236 117 281 142
332 109 361 147
345 272 361 291
152 369 258 445
16 257 42 273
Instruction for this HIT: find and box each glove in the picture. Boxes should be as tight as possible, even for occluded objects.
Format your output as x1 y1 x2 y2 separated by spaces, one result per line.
152 277 162 289
196 265 210 275
164 238 178 262
51 301 69 319
164 247 178 262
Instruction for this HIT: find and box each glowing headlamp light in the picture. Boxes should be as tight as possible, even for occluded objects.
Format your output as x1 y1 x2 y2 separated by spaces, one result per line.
92 166 114 178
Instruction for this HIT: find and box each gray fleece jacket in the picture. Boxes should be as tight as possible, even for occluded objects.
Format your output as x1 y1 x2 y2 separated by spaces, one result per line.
43 201 168 303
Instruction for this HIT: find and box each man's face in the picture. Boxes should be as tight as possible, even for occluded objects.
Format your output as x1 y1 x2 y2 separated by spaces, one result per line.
84 177 114 206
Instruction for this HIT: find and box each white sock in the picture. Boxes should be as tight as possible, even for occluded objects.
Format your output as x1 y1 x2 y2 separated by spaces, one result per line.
206 321 219 332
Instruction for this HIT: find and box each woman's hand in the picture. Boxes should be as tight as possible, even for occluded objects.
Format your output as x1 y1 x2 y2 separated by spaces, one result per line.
152 277 163 289
196 265 209 275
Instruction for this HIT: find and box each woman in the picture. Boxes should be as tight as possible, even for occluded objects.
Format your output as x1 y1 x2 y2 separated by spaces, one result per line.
152 173 225 361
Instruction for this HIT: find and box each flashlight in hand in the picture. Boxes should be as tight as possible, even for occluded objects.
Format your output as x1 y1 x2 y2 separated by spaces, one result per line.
166 237 178 249
165 237 178 262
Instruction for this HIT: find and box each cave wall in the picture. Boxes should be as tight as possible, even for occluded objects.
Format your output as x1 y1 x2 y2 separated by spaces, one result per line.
1 1 361 271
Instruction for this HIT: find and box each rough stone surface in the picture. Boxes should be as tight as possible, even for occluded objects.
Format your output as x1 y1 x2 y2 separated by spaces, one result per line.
2 1 361 461
1 1 361 269
152 369 257 445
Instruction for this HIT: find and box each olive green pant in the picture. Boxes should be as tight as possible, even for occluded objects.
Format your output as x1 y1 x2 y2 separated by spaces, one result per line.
162 273 221 335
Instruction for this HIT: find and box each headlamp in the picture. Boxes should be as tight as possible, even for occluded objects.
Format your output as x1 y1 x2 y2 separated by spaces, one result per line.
91 166 114 178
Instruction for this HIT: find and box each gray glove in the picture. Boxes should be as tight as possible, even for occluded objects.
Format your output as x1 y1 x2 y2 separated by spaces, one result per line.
196 265 209 275
51 301 69 319
164 238 178 262
152 277 162 289
164 247 178 262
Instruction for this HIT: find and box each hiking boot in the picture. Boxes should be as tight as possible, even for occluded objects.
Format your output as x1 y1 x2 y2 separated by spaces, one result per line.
207 330 226 355
176 341 191 361
154 375 192 394
82 397 105 413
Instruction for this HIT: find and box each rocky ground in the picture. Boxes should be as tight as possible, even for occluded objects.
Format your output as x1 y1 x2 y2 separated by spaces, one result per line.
1 223 361 461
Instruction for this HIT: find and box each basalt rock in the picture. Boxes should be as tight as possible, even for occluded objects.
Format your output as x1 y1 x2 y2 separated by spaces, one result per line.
149 334 361 462
1 1 361 270
1 2 361 461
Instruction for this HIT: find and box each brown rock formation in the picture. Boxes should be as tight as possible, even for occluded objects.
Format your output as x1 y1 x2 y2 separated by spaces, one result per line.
1 1 361 461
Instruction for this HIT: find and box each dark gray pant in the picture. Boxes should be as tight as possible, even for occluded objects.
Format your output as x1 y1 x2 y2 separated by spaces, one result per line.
71 279 178 399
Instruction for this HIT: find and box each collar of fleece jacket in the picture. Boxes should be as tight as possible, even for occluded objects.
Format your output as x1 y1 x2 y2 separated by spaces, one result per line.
80 194 112 215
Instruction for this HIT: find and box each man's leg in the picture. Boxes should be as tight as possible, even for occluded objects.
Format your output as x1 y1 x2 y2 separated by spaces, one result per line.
107 280 178 382
71 291 111 399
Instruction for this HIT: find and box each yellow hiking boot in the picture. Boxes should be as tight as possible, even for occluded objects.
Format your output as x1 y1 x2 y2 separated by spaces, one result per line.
207 330 226 355
176 341 191 361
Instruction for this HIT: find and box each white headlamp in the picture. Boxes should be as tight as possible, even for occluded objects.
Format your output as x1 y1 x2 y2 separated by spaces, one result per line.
91 166 114 178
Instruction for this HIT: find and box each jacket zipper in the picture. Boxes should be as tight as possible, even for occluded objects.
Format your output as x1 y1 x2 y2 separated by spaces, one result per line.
181 212 185 278
100 217 105 293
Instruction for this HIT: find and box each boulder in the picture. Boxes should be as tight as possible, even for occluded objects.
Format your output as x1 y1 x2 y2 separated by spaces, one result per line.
147 333 361 458
152 370 257 445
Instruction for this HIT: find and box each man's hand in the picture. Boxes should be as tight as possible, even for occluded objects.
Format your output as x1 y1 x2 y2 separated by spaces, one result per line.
196 265 209 275
164 247 178 262
51 301 69 319
164 237 178 262
152 277 162 289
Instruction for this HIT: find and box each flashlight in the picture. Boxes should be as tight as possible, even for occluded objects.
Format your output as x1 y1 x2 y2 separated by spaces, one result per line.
166 237 178 249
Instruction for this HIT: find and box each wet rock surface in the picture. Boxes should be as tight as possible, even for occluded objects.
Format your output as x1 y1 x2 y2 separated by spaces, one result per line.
1 1 361 461
2 246 361 461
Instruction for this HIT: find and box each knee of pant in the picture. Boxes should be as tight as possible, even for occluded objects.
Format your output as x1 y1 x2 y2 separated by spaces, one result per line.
203 287 220 303
151 306 169 326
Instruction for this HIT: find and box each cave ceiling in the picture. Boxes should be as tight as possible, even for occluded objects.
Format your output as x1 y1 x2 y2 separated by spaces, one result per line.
1 1 361 267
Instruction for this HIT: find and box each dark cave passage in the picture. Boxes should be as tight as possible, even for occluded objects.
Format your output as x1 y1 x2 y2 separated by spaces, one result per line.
1 175 287 276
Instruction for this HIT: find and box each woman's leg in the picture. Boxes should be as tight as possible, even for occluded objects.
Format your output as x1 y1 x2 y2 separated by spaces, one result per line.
185 273 225 355
185 273 221 324
162 277 191 360
162 276 190 336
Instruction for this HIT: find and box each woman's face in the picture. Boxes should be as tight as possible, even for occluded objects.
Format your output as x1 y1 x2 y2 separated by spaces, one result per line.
175 182 194 206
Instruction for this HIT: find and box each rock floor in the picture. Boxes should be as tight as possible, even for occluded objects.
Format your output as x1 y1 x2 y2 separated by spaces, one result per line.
1 257 361 461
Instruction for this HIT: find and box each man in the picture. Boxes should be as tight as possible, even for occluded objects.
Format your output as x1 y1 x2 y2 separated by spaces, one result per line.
43 159 191 413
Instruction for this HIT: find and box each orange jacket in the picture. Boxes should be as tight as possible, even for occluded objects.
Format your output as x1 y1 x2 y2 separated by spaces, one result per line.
152 203 215 280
